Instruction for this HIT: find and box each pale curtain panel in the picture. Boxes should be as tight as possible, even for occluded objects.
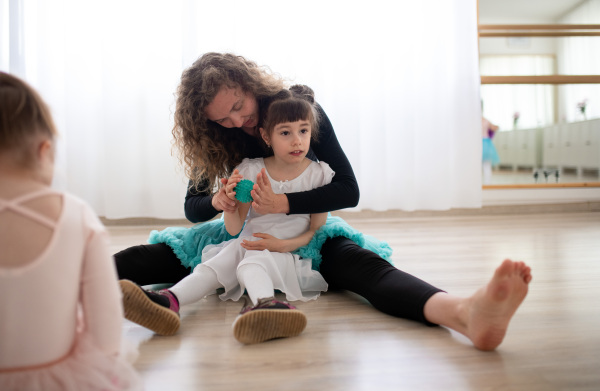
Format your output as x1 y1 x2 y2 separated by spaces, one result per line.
3 0 482 217
185 0 482 212
0 0 8 71
480 55 555 131
557 0 600 123
5 0 188 219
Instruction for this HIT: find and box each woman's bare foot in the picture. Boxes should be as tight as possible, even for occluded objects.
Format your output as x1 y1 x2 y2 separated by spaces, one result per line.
424 259 532 351
464 259 532 350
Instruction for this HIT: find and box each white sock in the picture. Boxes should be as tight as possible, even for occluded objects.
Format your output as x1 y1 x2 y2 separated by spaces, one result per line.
169 264 223 306
482 160 493 184
237 263 274 305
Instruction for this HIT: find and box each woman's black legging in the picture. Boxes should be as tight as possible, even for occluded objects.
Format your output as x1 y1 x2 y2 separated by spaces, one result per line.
114 237 442 326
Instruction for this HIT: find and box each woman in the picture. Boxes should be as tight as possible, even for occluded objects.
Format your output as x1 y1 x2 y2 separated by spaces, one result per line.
115 52 532 351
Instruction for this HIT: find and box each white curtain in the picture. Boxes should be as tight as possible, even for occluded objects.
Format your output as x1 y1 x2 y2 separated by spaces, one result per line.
1 0 482 217
558 0 600 123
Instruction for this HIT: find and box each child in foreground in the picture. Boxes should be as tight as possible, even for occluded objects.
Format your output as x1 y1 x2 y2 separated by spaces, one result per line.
0 72 141 390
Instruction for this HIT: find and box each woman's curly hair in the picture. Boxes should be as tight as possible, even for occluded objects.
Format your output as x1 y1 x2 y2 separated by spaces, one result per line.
172 53 285 192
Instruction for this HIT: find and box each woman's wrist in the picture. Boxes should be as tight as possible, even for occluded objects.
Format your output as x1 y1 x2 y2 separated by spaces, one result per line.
210 193 219 211
277 193 290 214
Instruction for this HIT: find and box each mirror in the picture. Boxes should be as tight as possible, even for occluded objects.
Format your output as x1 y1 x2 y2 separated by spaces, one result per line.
478 0 600 187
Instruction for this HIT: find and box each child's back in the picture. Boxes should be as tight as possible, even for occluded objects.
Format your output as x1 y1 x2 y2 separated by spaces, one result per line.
0 71 140 390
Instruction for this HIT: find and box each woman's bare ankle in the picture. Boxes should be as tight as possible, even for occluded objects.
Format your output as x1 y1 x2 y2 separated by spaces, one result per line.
423 259 531 351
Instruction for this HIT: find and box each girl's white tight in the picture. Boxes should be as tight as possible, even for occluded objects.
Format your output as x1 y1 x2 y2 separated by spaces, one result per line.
482 160 493 185
169 263 273 306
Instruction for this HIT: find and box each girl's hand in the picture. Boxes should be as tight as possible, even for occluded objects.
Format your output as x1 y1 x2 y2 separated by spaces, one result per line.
241 233 291 253
251 168 281 214
225 170 244 201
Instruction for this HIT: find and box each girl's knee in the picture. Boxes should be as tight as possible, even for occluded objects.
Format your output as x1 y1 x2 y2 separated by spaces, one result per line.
237 261 268 275
193 263 218 278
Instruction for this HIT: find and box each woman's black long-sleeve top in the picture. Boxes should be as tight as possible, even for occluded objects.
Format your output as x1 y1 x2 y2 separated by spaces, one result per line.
184 105 359 223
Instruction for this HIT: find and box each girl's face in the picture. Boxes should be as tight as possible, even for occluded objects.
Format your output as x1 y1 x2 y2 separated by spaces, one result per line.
262 119 312 164
204 86 259 136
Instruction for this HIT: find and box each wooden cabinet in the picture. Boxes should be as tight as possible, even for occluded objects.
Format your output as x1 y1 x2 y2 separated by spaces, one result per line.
544 119 600 174
494 131 516 169
493 127 541 170
514 128 542 169
500 119 600 175
542 124 560 168
580 119 600 171
558 122 581 170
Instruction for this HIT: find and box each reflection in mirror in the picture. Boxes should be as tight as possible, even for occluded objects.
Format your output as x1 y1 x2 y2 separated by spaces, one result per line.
478 0 600 186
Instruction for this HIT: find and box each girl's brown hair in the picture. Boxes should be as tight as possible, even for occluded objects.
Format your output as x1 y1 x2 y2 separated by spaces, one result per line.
260 84 321 143
0 72 57 168
172 53 285 191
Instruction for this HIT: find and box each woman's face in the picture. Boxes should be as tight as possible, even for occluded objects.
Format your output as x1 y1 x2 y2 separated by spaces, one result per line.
204 87 259 136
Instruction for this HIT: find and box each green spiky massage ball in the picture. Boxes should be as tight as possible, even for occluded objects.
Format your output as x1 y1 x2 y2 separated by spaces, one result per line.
234 179 254 203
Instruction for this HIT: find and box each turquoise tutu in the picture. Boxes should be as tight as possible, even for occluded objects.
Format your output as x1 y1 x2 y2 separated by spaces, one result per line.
482 138 500 166
148 214 393 271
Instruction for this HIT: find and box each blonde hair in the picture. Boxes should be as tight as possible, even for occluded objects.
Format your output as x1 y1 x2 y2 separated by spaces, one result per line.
172 53 285 191
0 72 57 168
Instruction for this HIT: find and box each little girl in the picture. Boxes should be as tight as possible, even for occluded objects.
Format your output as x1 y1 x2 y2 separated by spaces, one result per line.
482 116 500 185
120 86 333 344
0 72 141 390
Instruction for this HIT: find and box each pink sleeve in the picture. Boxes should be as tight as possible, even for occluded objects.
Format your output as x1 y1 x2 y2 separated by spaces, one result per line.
482 118 491 131
79 204 123 356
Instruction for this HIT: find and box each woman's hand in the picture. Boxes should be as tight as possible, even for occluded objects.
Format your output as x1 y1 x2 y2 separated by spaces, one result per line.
240 233 292 253
251 168 289 214
212 173 241 213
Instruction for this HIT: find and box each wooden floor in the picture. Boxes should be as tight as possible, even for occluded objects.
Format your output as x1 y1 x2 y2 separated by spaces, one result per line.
108 211 600 391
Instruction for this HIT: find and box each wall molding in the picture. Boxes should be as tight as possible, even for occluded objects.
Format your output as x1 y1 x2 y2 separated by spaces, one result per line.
101 201 600 226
